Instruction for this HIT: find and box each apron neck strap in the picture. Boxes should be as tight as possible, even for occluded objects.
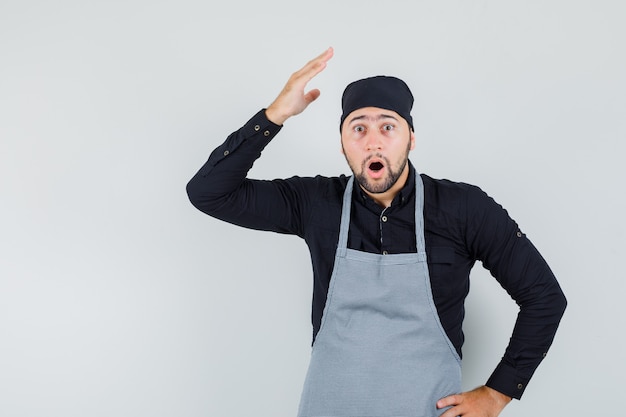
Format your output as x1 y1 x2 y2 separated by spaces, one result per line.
337 170 426 254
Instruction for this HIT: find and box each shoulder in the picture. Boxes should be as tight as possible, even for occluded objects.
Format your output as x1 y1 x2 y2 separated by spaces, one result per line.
287 174 348 240
420 173 503 232
421 173 488 207
280 174 349 222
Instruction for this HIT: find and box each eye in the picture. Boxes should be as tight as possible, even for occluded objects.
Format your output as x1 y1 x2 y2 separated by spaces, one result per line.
382 124 394 131
354 125 365 133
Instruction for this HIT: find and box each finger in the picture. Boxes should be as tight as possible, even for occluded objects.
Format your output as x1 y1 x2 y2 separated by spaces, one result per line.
438 405 463 417
294 47 334 82
308 46 334 66
437 394 462 409
302 47 334 72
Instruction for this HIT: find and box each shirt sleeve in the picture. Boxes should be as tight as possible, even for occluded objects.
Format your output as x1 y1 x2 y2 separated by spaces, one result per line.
186 109 311 237
464 186 567 399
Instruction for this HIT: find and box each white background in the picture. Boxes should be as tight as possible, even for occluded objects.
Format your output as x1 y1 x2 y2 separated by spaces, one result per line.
1 1 624 416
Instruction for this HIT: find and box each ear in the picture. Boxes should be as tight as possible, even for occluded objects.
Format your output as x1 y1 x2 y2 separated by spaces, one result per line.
409 130 416 151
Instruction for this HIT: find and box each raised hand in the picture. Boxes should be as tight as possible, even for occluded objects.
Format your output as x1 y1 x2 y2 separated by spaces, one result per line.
265 47 334 125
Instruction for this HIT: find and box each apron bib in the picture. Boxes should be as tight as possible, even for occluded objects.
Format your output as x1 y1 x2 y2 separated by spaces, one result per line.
297 172 461 417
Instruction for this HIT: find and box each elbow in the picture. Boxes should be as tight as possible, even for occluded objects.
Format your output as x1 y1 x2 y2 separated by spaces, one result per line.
548 279 568 320
548 274 568 318
556 286 568 317
542 281 568 324
186 175 202 210
186 172 221 215
518 275 568 325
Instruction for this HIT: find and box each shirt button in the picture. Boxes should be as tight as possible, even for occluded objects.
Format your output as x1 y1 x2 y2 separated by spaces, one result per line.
223 150 230 156
264 130 270 136
382 250 388 255
254 125 260 131
381 215 388 222
517 383 524 390
516 231 522 237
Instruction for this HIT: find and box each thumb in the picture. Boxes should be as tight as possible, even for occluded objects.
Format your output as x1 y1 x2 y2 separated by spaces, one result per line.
303 88 321 104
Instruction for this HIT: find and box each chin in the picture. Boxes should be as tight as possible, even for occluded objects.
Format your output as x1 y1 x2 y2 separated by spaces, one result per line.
356 175 395 195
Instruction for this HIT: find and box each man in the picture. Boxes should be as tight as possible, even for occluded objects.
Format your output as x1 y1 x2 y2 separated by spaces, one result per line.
186 48 566 417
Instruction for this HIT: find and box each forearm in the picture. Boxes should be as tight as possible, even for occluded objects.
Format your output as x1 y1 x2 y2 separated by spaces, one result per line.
186 109 280 215
486 265 567 399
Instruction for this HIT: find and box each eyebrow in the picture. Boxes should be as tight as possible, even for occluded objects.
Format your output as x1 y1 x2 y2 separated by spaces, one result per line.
348 113 399 125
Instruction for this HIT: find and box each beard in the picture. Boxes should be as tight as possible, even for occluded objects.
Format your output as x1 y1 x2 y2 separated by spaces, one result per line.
343 136 412 195
342 141 411 196
353 153 409 194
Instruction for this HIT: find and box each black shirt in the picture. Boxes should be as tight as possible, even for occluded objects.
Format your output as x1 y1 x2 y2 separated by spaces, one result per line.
186 109 566 399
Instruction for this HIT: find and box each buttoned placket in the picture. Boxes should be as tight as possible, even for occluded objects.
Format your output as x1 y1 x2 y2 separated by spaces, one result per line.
380 207 389 255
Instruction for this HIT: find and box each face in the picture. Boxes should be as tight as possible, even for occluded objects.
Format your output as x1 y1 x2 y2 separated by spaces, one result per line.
341 107 415 197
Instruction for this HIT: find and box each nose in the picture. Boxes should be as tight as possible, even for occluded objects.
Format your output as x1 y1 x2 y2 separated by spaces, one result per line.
365 131 383 151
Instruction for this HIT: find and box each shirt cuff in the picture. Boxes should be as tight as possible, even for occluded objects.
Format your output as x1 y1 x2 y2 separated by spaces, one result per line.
486 360 529 400
233 108 282 147
243 108 283 137
201 109 282 176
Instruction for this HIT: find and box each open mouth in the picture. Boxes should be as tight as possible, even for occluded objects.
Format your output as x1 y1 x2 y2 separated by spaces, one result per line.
369 161 384 172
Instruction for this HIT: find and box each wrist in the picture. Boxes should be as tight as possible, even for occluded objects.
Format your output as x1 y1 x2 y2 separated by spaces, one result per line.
485 386 512 407
265 106 288 126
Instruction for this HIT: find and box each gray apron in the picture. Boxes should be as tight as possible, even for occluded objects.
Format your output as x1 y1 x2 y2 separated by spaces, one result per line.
297 172 462 417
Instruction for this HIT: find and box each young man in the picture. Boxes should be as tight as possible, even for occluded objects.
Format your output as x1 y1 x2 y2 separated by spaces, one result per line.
186 48 566 417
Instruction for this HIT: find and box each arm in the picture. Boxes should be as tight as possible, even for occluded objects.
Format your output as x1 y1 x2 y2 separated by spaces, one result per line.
186 48 334 232
438 186 567 416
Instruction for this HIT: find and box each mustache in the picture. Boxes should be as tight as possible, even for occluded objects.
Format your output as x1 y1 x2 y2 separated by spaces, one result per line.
362 153 390 169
